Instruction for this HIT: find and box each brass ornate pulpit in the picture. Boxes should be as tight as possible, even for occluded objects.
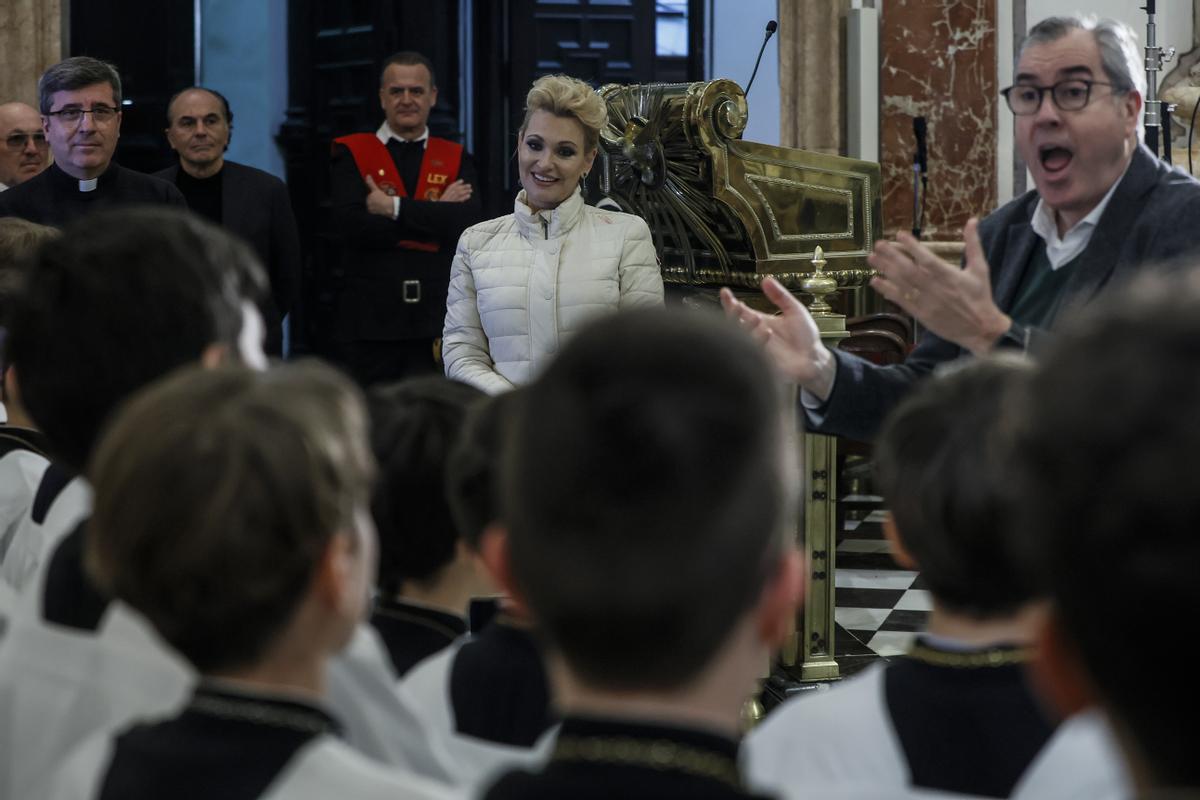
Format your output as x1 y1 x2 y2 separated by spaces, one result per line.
596 79 883 683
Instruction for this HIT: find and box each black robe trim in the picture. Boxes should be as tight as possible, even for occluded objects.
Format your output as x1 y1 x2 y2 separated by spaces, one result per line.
485 715 770 799
450 618 556 746
884 635 1056 798
98 684 341 800
370 597 466 677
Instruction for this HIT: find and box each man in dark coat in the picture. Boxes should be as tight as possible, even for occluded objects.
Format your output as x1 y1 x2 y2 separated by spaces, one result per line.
0 57 184 225
155 87 301 356
328 51 484 386
723 15 1200 441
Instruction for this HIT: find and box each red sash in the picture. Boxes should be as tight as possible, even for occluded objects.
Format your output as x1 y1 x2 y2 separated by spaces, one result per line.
334 133 464 253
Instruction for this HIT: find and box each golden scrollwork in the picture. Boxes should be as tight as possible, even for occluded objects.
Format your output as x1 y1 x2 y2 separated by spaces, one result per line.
596 79 882 292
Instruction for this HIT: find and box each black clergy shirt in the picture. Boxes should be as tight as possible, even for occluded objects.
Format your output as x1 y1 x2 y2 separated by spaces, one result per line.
0 162 185 226
173 167 223 225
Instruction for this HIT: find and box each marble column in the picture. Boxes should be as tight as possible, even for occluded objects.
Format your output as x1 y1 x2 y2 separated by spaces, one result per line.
879 0 997 241
0 0 62 107
779 0 853 155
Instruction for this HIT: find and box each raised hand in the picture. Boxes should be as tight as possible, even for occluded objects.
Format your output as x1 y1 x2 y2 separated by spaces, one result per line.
719 277 837 400
867 217 1011 355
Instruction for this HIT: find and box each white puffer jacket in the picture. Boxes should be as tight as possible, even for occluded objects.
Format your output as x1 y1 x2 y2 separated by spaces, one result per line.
442 188 664 393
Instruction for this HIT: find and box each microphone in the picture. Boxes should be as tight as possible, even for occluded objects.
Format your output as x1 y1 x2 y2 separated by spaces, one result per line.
913 116 928 174
912 116 928 238
745 20 779 97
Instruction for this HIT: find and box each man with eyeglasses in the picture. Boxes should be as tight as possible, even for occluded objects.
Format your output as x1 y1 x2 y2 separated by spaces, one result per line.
723 14 1200 442
0 103 50 191
0 57 184 226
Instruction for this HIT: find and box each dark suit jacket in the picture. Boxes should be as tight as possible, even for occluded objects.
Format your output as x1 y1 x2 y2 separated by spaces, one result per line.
329 138 484 342
155 161 301 355
818 144 1200 441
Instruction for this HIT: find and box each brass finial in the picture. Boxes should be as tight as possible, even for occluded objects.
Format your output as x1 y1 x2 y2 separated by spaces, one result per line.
801 245 838 316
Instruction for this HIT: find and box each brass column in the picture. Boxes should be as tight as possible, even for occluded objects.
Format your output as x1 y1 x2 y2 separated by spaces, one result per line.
785 247 847 681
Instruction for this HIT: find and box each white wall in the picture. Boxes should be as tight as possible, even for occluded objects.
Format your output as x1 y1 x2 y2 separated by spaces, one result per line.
1026 0 1192 69
200 0 289 179
708 0 781 146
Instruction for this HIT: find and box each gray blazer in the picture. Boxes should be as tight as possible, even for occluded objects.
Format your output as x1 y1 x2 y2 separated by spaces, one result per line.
817 144 1200 442
154 160 301 354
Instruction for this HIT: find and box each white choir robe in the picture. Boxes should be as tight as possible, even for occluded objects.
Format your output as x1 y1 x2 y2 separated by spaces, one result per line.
0 474 90 595
0 447 49 566
400 641 558 790
42 726 463 800
741 662 1131 800
1011 709 1132 800
0 608 461 799
327 623 460 784
0 601 192 799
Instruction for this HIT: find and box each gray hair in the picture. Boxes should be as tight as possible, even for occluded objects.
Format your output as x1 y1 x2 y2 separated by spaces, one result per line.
38 56 123 114
1021 16 1146 100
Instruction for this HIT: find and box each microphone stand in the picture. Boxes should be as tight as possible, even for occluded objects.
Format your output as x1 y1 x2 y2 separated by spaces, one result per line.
912 117 927 239
1142 0 1176 161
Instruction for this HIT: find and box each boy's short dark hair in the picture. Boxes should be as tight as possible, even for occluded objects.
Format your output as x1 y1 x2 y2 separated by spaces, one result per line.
367 376 485 594
446 390 522 551
1016 272 1200 787
874 356 1036 617
0 218 59 326
87 362 373 674
0 218 59 396
4 207 266 471
504 309 791 690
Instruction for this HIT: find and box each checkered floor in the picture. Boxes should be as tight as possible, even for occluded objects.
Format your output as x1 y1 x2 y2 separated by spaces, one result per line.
833 508 932 675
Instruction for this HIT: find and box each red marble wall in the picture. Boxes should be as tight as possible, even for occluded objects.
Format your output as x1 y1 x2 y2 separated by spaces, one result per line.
880 0 997 239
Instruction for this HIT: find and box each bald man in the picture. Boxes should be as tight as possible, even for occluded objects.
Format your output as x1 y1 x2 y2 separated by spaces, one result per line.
0 103 50 191
154 87 300 357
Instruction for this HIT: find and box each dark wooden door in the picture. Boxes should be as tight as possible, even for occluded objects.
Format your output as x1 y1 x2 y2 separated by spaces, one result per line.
471 0 704 215
68 0 195 175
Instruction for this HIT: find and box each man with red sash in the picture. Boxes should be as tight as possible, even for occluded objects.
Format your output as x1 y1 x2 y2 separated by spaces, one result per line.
329 51 482 385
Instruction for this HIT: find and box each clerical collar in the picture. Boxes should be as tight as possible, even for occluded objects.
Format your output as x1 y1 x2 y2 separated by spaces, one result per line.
376 122 428 147
49 161 116 193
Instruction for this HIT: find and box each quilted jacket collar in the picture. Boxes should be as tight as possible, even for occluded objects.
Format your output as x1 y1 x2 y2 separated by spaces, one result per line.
514 187 585 240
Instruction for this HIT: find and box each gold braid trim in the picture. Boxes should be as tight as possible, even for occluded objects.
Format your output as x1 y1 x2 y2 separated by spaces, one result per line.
906 643 1034 669
552 736 741 790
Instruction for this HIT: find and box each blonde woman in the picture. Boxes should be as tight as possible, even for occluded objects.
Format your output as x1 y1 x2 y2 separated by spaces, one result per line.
442 75 663 394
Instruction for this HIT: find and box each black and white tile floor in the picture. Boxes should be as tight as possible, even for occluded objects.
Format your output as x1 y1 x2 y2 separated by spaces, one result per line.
833 509 932 677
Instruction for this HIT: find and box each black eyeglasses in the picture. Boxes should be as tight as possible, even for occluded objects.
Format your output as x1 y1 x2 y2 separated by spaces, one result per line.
45 106 120 125
1001 79 1126 115
4 133 48 152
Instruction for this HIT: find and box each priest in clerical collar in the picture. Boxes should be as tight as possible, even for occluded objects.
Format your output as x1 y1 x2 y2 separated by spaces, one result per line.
0 56 185 226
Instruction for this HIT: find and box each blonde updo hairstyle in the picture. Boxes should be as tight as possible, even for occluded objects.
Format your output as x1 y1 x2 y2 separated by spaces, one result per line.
520 74 607 154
